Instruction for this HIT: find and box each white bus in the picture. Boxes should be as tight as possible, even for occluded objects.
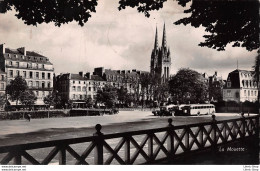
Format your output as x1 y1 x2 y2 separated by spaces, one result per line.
181 104 215 116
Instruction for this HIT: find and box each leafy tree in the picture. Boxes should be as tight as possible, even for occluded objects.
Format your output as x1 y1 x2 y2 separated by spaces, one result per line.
119 0 259 51
169 68 208 104
43 90 61 108
96 84 117 108
1 0 258 51
6 76 28 105
19 90 37 109
252 50 260 111
0 93 6 109
208 81 224 102
85 96 94 108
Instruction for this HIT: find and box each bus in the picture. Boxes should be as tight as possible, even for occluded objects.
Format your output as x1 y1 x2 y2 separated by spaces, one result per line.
181 104 215 116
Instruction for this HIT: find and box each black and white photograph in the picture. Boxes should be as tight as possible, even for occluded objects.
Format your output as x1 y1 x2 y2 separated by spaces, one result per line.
0 0 259 169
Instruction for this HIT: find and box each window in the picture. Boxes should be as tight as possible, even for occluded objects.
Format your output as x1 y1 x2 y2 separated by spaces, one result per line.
251 91 253 96
0 83 4 90
244 90 246 96
29 71 33 78
47 82 51 88
42 91 45 97
1 75 4 81
36 64 38 69
23 71 26 78
89 87 91 91
16 62 19 67
255 91 257 96
36 91 39 96
9 70 13 77
93 87 96 91
73 94 75 99
36 72 39 78
72 86 76 91
79 95 82 100
79 81 81 84
48 73 51 79
248 90 250 96
77 86 81 91
42 72 45 79
82 86 86 91
43 64 45 69
42 82 45 88
28 81 33 87
9 61 12 66
73 81 75 84
227 82 231 88
27 63 32 68
36 81 39 88
16 70 20 76
227 90 231 97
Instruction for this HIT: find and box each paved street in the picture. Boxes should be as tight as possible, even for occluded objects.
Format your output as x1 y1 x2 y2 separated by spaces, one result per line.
0 111 246 147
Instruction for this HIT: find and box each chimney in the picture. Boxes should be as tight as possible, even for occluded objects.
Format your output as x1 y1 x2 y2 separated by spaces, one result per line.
18 47 26 56
215 71 217 76
127 70 130 73
0 44 5 54
85 72 91 79
132 69 136 72
79 71 84 77
117 70 121 74
121 70 126 74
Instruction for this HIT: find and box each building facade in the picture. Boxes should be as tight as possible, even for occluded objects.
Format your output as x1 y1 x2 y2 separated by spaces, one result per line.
150 23 171 83
0 44 54 105
56 72 106 104
223 69 258 102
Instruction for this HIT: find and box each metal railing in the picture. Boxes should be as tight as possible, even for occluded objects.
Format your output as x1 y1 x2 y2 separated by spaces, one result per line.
0 115 258 165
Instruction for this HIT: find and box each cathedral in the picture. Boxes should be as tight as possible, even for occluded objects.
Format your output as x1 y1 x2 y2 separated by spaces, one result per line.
150 23 171 83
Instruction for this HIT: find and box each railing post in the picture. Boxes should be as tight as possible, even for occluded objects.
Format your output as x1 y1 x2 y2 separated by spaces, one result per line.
93 124 104 165
198 125 203 148
211 115 217 149
241 113 246 139
167 119 174 157
59 145 66 165
184 126 189 152
13 152 21 165
124 136 131 164
148 133 153 161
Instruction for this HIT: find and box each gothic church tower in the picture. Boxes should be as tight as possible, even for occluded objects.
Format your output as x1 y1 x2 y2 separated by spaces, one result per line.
150 23 171 83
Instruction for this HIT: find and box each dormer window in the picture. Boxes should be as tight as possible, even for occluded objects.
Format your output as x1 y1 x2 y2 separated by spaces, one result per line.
227 81 231 88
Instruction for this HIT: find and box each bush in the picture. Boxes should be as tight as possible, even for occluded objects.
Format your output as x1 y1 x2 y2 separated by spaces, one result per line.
0 110 68 120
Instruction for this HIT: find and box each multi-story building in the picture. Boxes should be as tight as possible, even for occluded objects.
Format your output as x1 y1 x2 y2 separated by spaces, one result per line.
56 72 105 106
150 23 171 83
93 67 148 94
0 44 54 105
208 71 225 102
223 69 258 102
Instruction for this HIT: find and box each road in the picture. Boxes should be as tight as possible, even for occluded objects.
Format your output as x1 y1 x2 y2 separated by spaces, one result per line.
0 111 257 165
0 111 245 147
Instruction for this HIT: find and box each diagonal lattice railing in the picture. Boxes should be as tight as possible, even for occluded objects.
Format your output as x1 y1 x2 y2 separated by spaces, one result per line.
0 115 259 165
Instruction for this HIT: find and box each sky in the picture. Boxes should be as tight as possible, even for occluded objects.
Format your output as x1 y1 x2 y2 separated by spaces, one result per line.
0 0 257 79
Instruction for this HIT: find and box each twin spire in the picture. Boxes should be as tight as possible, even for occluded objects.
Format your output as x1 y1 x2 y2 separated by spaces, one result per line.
154 22 167 51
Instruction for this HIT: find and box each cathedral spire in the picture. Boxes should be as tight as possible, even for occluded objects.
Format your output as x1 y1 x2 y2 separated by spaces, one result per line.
162 22 167 48
154 26 159 50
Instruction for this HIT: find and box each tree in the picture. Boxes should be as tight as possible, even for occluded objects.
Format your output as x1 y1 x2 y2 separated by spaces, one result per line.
119 0 259 51
252 50 260 112
208 81 224 102
117 86 128 107
6 76 28 105
96 84 118 108
169 68 208 104
85 96 94 108
19 90 37 109
1 0 258 51
43 90 61 108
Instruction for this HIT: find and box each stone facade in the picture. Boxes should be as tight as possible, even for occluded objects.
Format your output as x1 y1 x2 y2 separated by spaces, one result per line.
150 23 171 83
0 44 54 105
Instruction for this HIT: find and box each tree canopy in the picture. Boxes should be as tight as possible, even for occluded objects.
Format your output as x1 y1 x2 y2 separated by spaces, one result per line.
96 84 117 108
169 68 208 104
6 76 28 105
0 0 258 51
19 90 37 108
